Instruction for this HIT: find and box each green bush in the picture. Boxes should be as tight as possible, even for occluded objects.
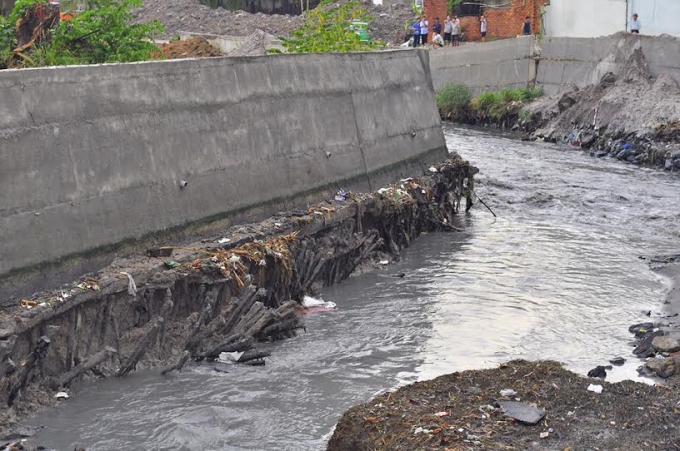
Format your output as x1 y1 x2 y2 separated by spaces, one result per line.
2 0 163 68
436 82 471 116
471 91 500 111
282 0 384 53
0 15 12 68
470 87 543 124
522 86 543 101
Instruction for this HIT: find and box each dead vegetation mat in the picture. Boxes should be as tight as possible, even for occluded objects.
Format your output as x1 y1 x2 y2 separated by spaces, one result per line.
327 360 680 451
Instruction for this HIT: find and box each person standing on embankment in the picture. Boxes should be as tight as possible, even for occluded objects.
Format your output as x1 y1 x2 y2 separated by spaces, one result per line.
480 15 487 41
452 16 461 46
412 17 421 47
444 15 452 46
629 13 641 34
420 16 429 46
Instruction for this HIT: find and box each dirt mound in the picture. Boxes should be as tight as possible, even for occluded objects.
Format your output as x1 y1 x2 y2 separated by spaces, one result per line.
132 0 413 44
158 37 223 59
327 360 680 451
529 42 680 143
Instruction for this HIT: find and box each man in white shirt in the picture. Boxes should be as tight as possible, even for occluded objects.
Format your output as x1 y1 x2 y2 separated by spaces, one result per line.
629 13 641 34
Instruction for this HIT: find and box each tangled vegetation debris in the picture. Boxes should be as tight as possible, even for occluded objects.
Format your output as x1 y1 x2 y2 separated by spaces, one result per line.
0 158 476 438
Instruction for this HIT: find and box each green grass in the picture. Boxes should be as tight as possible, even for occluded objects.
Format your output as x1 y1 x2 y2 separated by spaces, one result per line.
436 84 543 126
435 82 471 119
470 87 543 121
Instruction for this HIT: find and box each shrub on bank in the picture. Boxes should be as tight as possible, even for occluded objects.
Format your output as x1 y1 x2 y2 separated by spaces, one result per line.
435 82 471 120
282 0 384 53
436 84 543 128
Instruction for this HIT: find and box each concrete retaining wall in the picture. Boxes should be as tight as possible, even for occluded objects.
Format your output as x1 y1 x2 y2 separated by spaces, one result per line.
429 33 680 97
429 36 535 95
0 50 447 300
537 33 680 95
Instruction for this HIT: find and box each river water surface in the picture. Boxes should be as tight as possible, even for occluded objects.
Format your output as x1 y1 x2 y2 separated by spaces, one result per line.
26 126 680 450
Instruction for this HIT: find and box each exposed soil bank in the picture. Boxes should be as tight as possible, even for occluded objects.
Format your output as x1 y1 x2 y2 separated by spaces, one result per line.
526 35 680 170
440 34 680 171
0 158 476 441
327 360 680 451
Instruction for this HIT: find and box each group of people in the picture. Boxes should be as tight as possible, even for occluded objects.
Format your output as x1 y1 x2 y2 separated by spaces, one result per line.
407 14 502 49
406 11 642 50
410 15 466 48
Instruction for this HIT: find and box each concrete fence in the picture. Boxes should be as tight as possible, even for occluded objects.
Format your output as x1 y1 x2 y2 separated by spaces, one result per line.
0 50 447 302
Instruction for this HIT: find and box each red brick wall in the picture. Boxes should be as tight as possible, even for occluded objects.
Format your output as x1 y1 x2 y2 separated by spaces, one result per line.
423 0 544 42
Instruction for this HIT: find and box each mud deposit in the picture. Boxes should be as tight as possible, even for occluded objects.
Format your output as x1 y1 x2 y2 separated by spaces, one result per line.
328 360 680 451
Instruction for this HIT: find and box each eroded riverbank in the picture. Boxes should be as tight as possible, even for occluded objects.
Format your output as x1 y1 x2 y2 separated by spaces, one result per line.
0 158 476 444
16 126 680 450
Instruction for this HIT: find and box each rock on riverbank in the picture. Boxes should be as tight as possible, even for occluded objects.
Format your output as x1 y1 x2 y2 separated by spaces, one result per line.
327 360 680 451
635 256 680 380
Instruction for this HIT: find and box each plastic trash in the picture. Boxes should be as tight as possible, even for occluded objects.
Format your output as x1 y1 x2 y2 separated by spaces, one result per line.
120 272 137 296
217 237 231 244
587 384 603 394
500 389 517 397
428 166 438 173
379 260 389 265
302 295 337 311
219 351 244 362
55 392 69 399
334 188 347 202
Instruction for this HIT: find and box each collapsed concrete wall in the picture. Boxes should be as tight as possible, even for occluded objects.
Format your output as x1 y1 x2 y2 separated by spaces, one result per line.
0 50 447 304
429 36 535 95
537 33 680 95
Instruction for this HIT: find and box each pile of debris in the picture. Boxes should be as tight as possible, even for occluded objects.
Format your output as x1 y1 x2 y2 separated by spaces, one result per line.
132 0 414 44
327 360 680 450
156 36 224 58
525 38 680 170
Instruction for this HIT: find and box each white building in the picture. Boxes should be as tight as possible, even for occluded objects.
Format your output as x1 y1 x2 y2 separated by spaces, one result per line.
544 0 680 38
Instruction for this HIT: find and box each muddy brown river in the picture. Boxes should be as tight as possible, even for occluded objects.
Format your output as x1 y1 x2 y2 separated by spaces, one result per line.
25 126 680 450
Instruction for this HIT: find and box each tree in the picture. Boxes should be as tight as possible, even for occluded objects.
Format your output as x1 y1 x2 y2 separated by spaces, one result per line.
282 0 384 53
